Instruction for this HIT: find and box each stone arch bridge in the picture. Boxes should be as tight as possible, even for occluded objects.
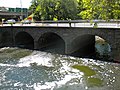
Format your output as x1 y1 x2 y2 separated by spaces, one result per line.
0 26 120 61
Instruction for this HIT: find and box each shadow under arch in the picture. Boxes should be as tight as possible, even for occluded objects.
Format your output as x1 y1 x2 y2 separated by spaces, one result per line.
38 32 65 54
15 32 34 49
69 34 112 60
70 34 95 58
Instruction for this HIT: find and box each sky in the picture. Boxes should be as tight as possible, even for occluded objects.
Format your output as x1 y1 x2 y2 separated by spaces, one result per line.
0 0 32 8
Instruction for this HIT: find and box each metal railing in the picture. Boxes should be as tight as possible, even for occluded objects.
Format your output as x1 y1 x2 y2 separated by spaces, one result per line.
32 20 120 28
1 20 120 28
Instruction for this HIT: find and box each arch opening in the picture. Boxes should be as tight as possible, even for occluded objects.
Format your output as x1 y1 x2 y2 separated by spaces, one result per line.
70 34 95 58
38 32 65 54
15 32 34 49
70 35 111 60
95 36 111 60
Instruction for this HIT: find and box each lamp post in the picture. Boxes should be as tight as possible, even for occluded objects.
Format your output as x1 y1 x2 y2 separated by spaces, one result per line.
20 0 23 20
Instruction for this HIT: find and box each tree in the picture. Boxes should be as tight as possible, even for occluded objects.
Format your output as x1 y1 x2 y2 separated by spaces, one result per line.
78 0 120 20
29 0 79 20
55 0 79 20
29 0 120 20
109 0 120 19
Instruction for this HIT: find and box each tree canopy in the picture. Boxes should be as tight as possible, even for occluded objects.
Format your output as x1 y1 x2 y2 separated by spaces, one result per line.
29 0 120 21
79 0 120 20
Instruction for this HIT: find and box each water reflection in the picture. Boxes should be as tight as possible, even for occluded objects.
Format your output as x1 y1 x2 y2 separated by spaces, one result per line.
0 47 120 90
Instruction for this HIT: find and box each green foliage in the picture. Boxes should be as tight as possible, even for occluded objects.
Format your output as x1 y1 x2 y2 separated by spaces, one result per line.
29 0 79 20
29 0 120 20
79 0 120 20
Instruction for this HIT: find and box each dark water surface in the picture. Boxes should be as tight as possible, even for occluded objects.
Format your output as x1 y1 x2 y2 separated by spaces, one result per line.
0 47 120 90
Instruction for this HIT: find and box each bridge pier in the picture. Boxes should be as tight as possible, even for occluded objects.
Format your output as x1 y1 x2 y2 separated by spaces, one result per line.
111 47 120 62
64 40 72 55
34 40 39 50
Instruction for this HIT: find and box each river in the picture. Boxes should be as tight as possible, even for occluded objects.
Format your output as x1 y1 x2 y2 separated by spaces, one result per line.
0 47 120 90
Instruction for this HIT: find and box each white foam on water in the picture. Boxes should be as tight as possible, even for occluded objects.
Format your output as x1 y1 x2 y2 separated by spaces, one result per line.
17 51 54 67
0 63 16 67
33 58 83 90
33 73 82 90
0 47 10 51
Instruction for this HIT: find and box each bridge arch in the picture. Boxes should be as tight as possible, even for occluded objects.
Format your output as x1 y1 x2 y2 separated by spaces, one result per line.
38 32 65 54
69 34 111 59
94 33 112 46
69 34 95 57
95 36 111 56
15 31 34 49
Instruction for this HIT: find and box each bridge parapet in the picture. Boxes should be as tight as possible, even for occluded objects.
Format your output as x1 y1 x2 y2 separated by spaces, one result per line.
1 20 120 28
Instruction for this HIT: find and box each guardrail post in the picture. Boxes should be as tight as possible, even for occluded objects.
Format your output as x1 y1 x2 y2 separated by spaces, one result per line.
68 20 71 27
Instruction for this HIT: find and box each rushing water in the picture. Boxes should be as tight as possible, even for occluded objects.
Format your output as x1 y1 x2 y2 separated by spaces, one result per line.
0 47 120 90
